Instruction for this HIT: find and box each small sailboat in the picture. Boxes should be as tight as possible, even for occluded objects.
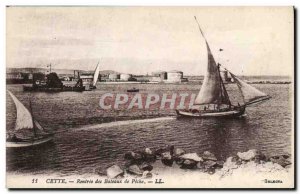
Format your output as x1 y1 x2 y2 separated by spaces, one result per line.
6 91 53 148
90 62 100 89
176 17 271 118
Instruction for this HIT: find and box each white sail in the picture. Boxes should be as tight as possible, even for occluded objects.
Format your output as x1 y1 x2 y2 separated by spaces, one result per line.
193 17 231 105
229 73 269 104
194 43 226 105
92 63 100 87
8 91 33 131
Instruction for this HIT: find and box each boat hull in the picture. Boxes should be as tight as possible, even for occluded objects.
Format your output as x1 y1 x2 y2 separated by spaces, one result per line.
6 135 53 148
176 107 245 118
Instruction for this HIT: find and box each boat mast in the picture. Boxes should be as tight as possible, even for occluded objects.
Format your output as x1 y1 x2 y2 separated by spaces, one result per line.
29 99 37 137
194 16 207 44
218 65 231 106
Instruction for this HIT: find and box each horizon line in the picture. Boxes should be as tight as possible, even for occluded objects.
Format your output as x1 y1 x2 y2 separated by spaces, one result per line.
6 67 292 77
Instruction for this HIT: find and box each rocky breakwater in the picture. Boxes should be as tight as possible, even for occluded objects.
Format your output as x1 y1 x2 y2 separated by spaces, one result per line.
98 147 292 180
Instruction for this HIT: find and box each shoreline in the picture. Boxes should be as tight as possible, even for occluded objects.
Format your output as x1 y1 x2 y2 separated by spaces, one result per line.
6 147 294 188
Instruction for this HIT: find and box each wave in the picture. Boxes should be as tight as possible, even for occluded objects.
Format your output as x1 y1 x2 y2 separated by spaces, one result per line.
73 117 176 131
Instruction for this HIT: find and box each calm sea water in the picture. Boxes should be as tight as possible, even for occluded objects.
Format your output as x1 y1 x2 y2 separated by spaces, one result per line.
6 82 292 175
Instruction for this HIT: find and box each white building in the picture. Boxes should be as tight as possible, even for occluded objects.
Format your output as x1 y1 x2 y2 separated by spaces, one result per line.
166 70 183 83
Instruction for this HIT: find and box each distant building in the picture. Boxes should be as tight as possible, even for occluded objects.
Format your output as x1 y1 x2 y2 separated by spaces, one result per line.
151 71 167 81
7 73 23 80
166 70 183 83
150 70 187 83
108 73 120 81
80 73 93 85
133 76 151 82
120 74 132 81
6 72 29 84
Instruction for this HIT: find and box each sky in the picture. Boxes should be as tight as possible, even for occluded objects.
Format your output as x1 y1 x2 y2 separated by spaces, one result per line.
6 6 294 76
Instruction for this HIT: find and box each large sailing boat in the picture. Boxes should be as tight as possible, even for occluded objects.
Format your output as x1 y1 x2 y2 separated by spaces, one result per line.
176 17 271 118
6 91 53 148
90 62 100 89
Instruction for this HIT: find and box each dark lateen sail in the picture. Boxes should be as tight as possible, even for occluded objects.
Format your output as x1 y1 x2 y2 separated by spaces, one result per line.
229 72 270 105
193 17 231 106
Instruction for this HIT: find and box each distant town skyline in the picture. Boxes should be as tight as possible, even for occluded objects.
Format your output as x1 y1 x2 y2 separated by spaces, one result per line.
7 7 293 76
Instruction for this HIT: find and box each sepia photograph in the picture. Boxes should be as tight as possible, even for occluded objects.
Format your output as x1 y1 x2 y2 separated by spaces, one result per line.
5 6 294 189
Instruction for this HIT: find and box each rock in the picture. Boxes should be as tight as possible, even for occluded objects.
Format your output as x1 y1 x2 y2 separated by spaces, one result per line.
143 148 156 162
229 155 243 165
161 159 173 166
215 160 224 168
145 148 153 155
133 152 143 161
124 160 134 168
260 161 285 173
162 152 172 160
127 165 143 176
155 145 174 157
95 167 106 176
257 153 267 161
223 157 239 169
169 145 175 155
161 152 173 166
179 153 203 162
124 151 134 160
203 160 217 169
124 151 143 161
142 171 153 179
237 149 261 161
196 161 205 169
282 154 291 159
173 148 186 164
269 155 292 167
202 151 217 161
139 163 153 171
174 148 186 157
106 165 124 178
175 158 185 165
154 148 164 157
231 155 240 162
180 159 197 169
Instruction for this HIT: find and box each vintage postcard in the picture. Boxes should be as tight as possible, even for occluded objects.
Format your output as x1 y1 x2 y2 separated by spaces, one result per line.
6 6 294 189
